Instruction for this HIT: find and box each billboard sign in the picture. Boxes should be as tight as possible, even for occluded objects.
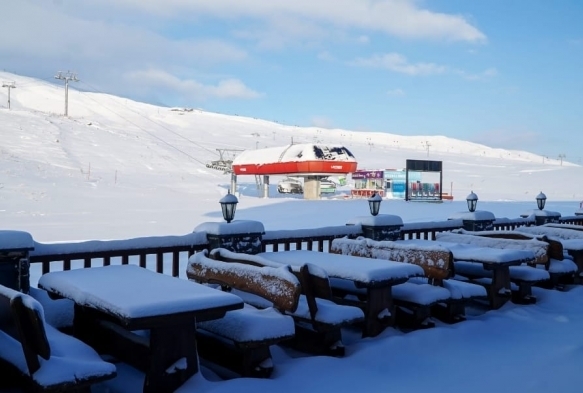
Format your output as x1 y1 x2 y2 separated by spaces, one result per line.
352 170 384 179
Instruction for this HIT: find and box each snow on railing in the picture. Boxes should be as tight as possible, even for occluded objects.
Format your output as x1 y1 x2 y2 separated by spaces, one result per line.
27 215 583 276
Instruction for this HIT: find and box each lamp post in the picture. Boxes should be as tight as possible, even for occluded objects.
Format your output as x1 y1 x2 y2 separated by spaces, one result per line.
368 192 382 216
346 192 403 241
466 191 478 213
449 191 494 231
536 192 547 211
219 191 238 223
197 191 264 254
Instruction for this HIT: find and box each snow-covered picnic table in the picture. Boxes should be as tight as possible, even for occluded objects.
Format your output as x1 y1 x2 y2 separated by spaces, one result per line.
516 225 583 280
397 239 535 309
516 225 583 251
38 264 243 393
258 250 424 336
402 240 536 265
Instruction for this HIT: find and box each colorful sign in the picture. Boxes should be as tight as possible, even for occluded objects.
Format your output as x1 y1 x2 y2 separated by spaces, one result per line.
352 170 384 179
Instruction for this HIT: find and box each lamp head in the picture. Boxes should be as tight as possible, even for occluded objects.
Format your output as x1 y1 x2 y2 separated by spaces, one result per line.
219 191 238 223
368 192 382 216
536 191 547 211
466 191 478 213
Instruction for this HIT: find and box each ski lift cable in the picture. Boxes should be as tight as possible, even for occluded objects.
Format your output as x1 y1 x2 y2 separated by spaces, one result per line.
1 76 61 88
74 88 207 166
4 77 207 166
77 80 218 156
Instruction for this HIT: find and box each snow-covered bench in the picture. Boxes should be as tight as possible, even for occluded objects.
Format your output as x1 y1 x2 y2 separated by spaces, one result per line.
516 225 583 283
187 250 299 377
191 249 364 358
459 229 576 289
436 231 557 303
0 284 116 392
330 237 487 328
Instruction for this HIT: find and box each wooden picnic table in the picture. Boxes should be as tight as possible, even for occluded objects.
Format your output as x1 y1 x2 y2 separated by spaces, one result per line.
258 250 424 337
516 225 583 281
38 264 243 393
398 240 535 309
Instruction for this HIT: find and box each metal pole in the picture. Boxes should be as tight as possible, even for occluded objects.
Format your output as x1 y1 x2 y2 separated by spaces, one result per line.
2 81 15 109
54 71 78 117
65 78 69 117
230 173 237 195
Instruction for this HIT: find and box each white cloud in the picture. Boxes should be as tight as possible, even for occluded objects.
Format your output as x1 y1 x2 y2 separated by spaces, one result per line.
233 16 330 50
89 0 487 44
0 1 255 105
123 69 263 100
0 3 247 66
351 53 447 76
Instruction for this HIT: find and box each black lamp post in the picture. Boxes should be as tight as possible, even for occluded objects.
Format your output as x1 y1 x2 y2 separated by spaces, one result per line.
466 191 478 213
536 191 547 210
219 191 238 223
368 192 382 216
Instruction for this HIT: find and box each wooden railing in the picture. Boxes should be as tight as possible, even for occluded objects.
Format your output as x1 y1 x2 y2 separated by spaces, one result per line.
559 216 583 225
27 216 583 276
262 226 363 253
29 233 209 278
400 220 464 240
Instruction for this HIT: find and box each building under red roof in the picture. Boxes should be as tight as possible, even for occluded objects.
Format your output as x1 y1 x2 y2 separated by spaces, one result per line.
231 143 358 176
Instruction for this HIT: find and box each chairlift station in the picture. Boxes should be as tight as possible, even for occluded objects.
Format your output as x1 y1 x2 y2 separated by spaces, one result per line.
207 144 357 200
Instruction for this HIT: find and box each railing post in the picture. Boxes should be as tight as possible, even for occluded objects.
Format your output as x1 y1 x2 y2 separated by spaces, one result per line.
139 254 146 268
196 220 265 255
172 251 179 277
156 252 163 274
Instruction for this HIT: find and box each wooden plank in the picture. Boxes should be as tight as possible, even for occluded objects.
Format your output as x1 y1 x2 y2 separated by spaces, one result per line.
188 258 300 312
10 295 50 375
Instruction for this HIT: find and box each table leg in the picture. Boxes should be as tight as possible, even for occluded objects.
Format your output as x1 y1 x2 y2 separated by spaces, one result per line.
143 321 198 393
488 266 511 310
362 286 395 338
568 250 583 284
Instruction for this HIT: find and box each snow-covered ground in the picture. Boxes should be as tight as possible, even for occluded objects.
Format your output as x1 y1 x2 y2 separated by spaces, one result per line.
2 71 583 242
2 72 583 393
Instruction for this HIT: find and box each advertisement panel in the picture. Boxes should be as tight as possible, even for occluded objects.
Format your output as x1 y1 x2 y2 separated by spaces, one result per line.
352 170 384 179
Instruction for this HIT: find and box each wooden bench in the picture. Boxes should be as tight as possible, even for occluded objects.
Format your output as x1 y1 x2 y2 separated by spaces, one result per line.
463 229 575 289
330 237 487 328
436 231 554 303
0 284 116 393
516 225 583 283
187 250 299 378
205 248 365 356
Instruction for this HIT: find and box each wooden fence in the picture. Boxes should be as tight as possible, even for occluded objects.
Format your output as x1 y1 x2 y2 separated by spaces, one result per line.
28 216 583 277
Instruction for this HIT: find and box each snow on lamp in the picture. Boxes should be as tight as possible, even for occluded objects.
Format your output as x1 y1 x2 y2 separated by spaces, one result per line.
536 191 547 211
219 191 238 223
368 192 382 216
466 191 478 213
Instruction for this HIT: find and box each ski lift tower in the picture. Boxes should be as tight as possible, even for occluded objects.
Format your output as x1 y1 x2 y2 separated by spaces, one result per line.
205 149 243 194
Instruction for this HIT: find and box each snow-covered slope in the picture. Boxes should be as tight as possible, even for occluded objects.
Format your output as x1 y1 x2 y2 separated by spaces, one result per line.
1 71 581 241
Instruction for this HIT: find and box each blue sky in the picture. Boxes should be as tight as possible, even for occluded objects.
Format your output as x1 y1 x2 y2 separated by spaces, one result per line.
2 1 582 161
